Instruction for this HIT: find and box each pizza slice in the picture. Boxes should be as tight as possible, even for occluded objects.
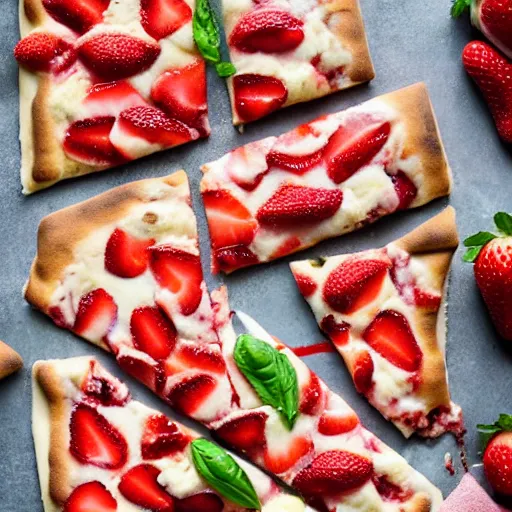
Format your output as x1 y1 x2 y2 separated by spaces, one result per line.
0 340 23 380
222 0 375 124
200 83 452 273
33 356 307 511
290 207 464 438
15 0 208 194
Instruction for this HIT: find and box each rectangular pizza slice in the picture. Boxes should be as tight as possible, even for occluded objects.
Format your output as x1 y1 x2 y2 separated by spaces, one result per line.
290 207 464 438
222 0 375 124
16 0 207 194
200 83 452 273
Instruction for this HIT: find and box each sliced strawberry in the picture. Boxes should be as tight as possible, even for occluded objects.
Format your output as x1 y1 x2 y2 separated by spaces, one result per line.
176 493 223 512
82 360 130 407
167 374 217 416
105 228 155 278
78 33 161 81
131 307 177 361
390 171 418 210
49 305 70 328
70 404 127 469
64 116 123 166
141 414 190 460
74 288 118 340
64 481 117 512
271 236 301 259
42 0 109 33
118 464 174 511
324 119 391 184
117 354 165 392
141 0 192 40
225 144 270 191
299 372 324 416
352 350 374 395
230 10 304 53
323 257 391 314
149 246 203 315
85 82 146 117
363 310 422 372
233 74 288 123
172 344 226 374
266 148 323 175
292 450 373 495
151 60 207 126
294 273 317 297
212 245 259 274
318 411 359 436
320 315 350 347
372 474 414 502
118 106 194 147
202 189 258 249
264 436 312 474
413 288 442 309
14 32 68 72
216 412 267 451
257 184 343 227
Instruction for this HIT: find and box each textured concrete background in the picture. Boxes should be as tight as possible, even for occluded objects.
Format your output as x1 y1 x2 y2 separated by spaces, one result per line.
0 0 511 510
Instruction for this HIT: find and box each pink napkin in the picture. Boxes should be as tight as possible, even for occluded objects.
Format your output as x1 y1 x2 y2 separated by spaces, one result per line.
440 473 508 512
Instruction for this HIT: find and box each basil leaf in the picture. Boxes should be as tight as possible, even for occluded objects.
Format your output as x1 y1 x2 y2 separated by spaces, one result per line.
234 334 299 429
494 212 512 236
191 439 261 509
450 0 471 18
463 232 496 247
497 413 512 431
216 61 236 77
462 246 482 263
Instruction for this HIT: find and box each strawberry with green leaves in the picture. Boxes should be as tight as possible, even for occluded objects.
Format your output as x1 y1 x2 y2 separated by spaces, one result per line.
477 414 512 496
464 212 512 341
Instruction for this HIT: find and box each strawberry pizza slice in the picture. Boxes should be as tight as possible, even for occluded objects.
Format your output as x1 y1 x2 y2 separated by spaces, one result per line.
33 356 308 511
290 207 464 438
222 0 375 124
15 0 208 193
0 340 23 380
201 83 452 273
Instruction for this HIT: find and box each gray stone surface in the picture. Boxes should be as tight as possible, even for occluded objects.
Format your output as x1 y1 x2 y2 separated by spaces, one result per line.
0 0 511 510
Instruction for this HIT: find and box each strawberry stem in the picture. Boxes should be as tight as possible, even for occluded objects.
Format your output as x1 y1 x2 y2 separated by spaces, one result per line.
451 0 472 17
477 414 512 450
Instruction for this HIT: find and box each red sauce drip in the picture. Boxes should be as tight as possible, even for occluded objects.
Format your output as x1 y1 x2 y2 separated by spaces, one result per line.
292 342 335 357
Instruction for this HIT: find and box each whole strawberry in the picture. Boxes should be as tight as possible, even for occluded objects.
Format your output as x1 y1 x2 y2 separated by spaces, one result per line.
464 212 512 340
478 414 512 496
462 41 512 143
452 0 512 59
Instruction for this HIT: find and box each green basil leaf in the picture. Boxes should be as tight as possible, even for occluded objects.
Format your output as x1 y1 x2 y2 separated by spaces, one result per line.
191 439 261 510
450 0 471 18
234 334 299 429
216 61 236 77
494 212 512 236
193 0 221 64
463 232 496 247
462 246 482 263
497 413 512 431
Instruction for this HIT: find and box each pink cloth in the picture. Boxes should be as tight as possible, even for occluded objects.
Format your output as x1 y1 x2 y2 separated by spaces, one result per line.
440 473 506 512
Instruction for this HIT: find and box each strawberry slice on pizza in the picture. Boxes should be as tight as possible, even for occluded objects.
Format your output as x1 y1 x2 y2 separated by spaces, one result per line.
0 340 23 380
200 83 452 273
222 0 375 124
15 0 208 193
290 207 464 438
33 356 307 511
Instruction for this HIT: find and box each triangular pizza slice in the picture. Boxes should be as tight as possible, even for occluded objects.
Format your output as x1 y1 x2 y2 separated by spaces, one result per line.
290 207 464 438
0 340 23 380
33 356 307 511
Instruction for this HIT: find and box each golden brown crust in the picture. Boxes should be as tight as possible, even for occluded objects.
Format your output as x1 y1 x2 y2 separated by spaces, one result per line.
23 0 46 25
0 341 23 380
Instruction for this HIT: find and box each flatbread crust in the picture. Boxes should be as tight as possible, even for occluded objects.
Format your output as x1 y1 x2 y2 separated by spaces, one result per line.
0 340 23 380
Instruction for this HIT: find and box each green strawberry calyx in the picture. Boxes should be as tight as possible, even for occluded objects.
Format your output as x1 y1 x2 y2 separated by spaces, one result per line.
477 414 512 451
451 0 472 17
463 212 512 263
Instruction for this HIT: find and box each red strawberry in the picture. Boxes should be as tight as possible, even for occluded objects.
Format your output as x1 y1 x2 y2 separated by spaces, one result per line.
105 228 155 278
299 372 324 416
117 106 194 147
462 41 512 143
216 412 268 451
42 0 109 33
320 315 350 347
212 245 259 274
294 273 317 297
176 493 223 512
318 411 359 436
323 257 391 314
78 33 161 81
266 148 324 175
167 374 217 415
202 189 257 249
292 450 373 495
74 288 118 340
118 464 174 511
264 436 313 474
70 404 128 469
82 360 130 407
149 246 203 315
271 236 302 259
131 307 177 361
141 414 190 460
64 116 124 166
172 344 226 374
117 354 165 392
85 82 146 117
14 32 67 72
413 288 442 309
324 119 391 184
141 0 192 40
352 350 374 395
151 60 207 126
225 144 270 191
233 74 288 123
257 184 343 227
230 10 305 53
372 474 413 502
390 171 418 210
64 482 117 512
363 310 423 372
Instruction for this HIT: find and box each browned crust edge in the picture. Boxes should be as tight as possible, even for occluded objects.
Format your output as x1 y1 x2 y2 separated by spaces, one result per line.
24 171 189 313
0 340 23 379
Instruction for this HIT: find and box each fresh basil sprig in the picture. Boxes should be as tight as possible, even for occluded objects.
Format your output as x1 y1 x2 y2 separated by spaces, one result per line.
234 334 299 429
193 0 236 77
191 438 261 509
